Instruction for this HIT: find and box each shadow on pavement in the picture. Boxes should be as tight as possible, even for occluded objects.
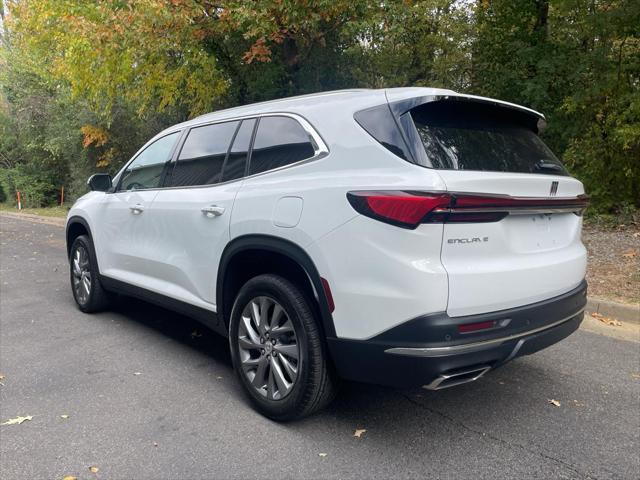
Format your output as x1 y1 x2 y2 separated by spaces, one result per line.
103 293 561 426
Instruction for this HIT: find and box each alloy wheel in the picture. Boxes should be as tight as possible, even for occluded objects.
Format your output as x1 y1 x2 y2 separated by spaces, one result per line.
237 296 300 400
72 245 92 305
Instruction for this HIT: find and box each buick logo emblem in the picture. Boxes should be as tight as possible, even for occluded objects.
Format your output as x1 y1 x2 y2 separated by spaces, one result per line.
550 181 559 196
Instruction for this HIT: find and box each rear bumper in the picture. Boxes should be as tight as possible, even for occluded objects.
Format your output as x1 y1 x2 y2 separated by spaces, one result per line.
327 280 587 388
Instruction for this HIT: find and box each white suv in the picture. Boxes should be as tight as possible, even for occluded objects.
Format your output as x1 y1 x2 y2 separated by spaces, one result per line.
66 88 589 420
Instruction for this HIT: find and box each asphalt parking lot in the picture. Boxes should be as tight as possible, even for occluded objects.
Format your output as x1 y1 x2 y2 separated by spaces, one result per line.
1 214 639 480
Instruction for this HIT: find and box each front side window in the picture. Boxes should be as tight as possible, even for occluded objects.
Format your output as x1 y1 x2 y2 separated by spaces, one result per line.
119 131 180 191
169 121 239 187
249 116 316 175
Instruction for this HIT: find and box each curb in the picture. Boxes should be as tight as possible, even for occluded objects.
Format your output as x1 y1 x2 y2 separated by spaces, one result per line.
0 211 66 227
586 298 640 325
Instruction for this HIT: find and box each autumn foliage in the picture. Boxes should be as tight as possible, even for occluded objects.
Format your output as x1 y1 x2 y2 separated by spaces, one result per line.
0 0 638 212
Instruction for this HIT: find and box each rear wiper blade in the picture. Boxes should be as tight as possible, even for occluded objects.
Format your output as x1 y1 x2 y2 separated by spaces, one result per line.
534 160 563 172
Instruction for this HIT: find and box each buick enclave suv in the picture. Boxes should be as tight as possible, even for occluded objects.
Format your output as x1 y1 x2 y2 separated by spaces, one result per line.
66 88 588 420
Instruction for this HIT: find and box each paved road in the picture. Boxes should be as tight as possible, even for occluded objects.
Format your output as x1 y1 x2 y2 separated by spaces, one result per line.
1 214 639 480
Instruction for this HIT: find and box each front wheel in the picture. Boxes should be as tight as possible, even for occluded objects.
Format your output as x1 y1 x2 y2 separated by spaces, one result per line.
229 274 337 421
69 235 111 313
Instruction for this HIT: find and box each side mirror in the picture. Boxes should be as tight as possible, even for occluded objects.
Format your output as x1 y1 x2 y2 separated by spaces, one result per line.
87 173 112 192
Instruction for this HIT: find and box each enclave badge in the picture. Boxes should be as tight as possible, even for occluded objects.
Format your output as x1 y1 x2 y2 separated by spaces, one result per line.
448 237 489 244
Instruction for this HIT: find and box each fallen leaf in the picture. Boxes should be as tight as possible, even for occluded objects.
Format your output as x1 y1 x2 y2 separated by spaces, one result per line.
0 374 4 380
632 373 640 380
353 428 366 438
590 312 622 326
1 415 33 426
63 476 77 480
318 453 327 457
60 414 70 419
89 466 99 473
548 399 561 407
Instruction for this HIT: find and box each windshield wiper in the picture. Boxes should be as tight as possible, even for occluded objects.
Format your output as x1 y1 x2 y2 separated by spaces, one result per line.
534 160 563 172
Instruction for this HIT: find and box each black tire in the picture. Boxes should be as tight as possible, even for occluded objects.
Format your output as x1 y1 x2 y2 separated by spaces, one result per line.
229 274 338 421
69 234 111 313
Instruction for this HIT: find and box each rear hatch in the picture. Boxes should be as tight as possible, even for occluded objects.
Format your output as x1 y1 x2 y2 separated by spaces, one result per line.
409 99 587 317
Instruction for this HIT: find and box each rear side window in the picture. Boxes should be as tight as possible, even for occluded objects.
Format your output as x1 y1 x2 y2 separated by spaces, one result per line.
249 116 315 175
170 121 239 187
410 101 567 175
222 119 255 182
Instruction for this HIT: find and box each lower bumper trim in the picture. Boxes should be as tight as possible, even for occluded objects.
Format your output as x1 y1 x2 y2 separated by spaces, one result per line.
385 307 584 358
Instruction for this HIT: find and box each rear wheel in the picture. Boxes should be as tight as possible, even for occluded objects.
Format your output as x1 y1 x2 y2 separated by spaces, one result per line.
229 274 337 421
69 235 111 313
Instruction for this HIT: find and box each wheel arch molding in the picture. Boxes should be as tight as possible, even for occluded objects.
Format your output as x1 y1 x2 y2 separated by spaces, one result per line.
66 216 93 257
217 234 337 339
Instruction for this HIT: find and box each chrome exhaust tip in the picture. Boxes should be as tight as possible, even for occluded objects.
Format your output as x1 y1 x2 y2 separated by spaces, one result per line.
423 365 491 390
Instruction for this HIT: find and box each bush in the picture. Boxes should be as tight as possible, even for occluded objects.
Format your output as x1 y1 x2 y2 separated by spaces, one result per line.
0 165 59 208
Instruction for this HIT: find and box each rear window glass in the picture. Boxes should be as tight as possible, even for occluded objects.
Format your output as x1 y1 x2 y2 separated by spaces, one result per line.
410 101 567 175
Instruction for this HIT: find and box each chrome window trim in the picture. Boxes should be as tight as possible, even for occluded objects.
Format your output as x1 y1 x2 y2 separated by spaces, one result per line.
111 112 328 193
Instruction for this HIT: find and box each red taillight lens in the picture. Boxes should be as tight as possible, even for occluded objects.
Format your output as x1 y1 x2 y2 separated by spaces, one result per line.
347 191 451 229
347 191 589 229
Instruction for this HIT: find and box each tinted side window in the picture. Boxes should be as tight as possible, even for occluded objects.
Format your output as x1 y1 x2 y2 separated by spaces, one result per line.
170 121 239 187
221 118 256 182
119 131 180 191
249 116 315 175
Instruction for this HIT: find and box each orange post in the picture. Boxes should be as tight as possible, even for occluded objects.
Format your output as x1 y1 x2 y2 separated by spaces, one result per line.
16 191 21 210
60 186 64 206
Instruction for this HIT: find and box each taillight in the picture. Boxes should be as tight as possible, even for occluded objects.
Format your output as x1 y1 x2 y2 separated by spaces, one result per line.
347 191 588 229
346 191 450 229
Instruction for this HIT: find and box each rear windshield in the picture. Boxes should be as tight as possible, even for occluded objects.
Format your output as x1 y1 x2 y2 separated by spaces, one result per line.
410 101 567 175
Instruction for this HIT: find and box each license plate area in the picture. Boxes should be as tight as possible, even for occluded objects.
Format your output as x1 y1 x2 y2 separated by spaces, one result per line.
505 213 575 253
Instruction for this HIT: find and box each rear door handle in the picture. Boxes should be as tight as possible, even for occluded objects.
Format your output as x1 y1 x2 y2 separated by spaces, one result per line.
129 204 144 215
201 205 225 218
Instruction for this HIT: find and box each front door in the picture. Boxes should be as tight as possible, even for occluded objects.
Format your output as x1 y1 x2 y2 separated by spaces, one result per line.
97 131 181 285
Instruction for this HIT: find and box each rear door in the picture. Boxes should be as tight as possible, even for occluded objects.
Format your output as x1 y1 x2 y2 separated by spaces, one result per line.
148 118 256 310
408 100 587 316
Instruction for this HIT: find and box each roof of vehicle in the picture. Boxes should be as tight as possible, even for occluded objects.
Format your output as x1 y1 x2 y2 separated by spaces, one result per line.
157 87 544 139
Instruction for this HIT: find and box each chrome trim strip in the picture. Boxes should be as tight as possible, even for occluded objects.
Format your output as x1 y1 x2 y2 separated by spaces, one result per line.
112 112 329 193
449 206 586 215
385 307 585 358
